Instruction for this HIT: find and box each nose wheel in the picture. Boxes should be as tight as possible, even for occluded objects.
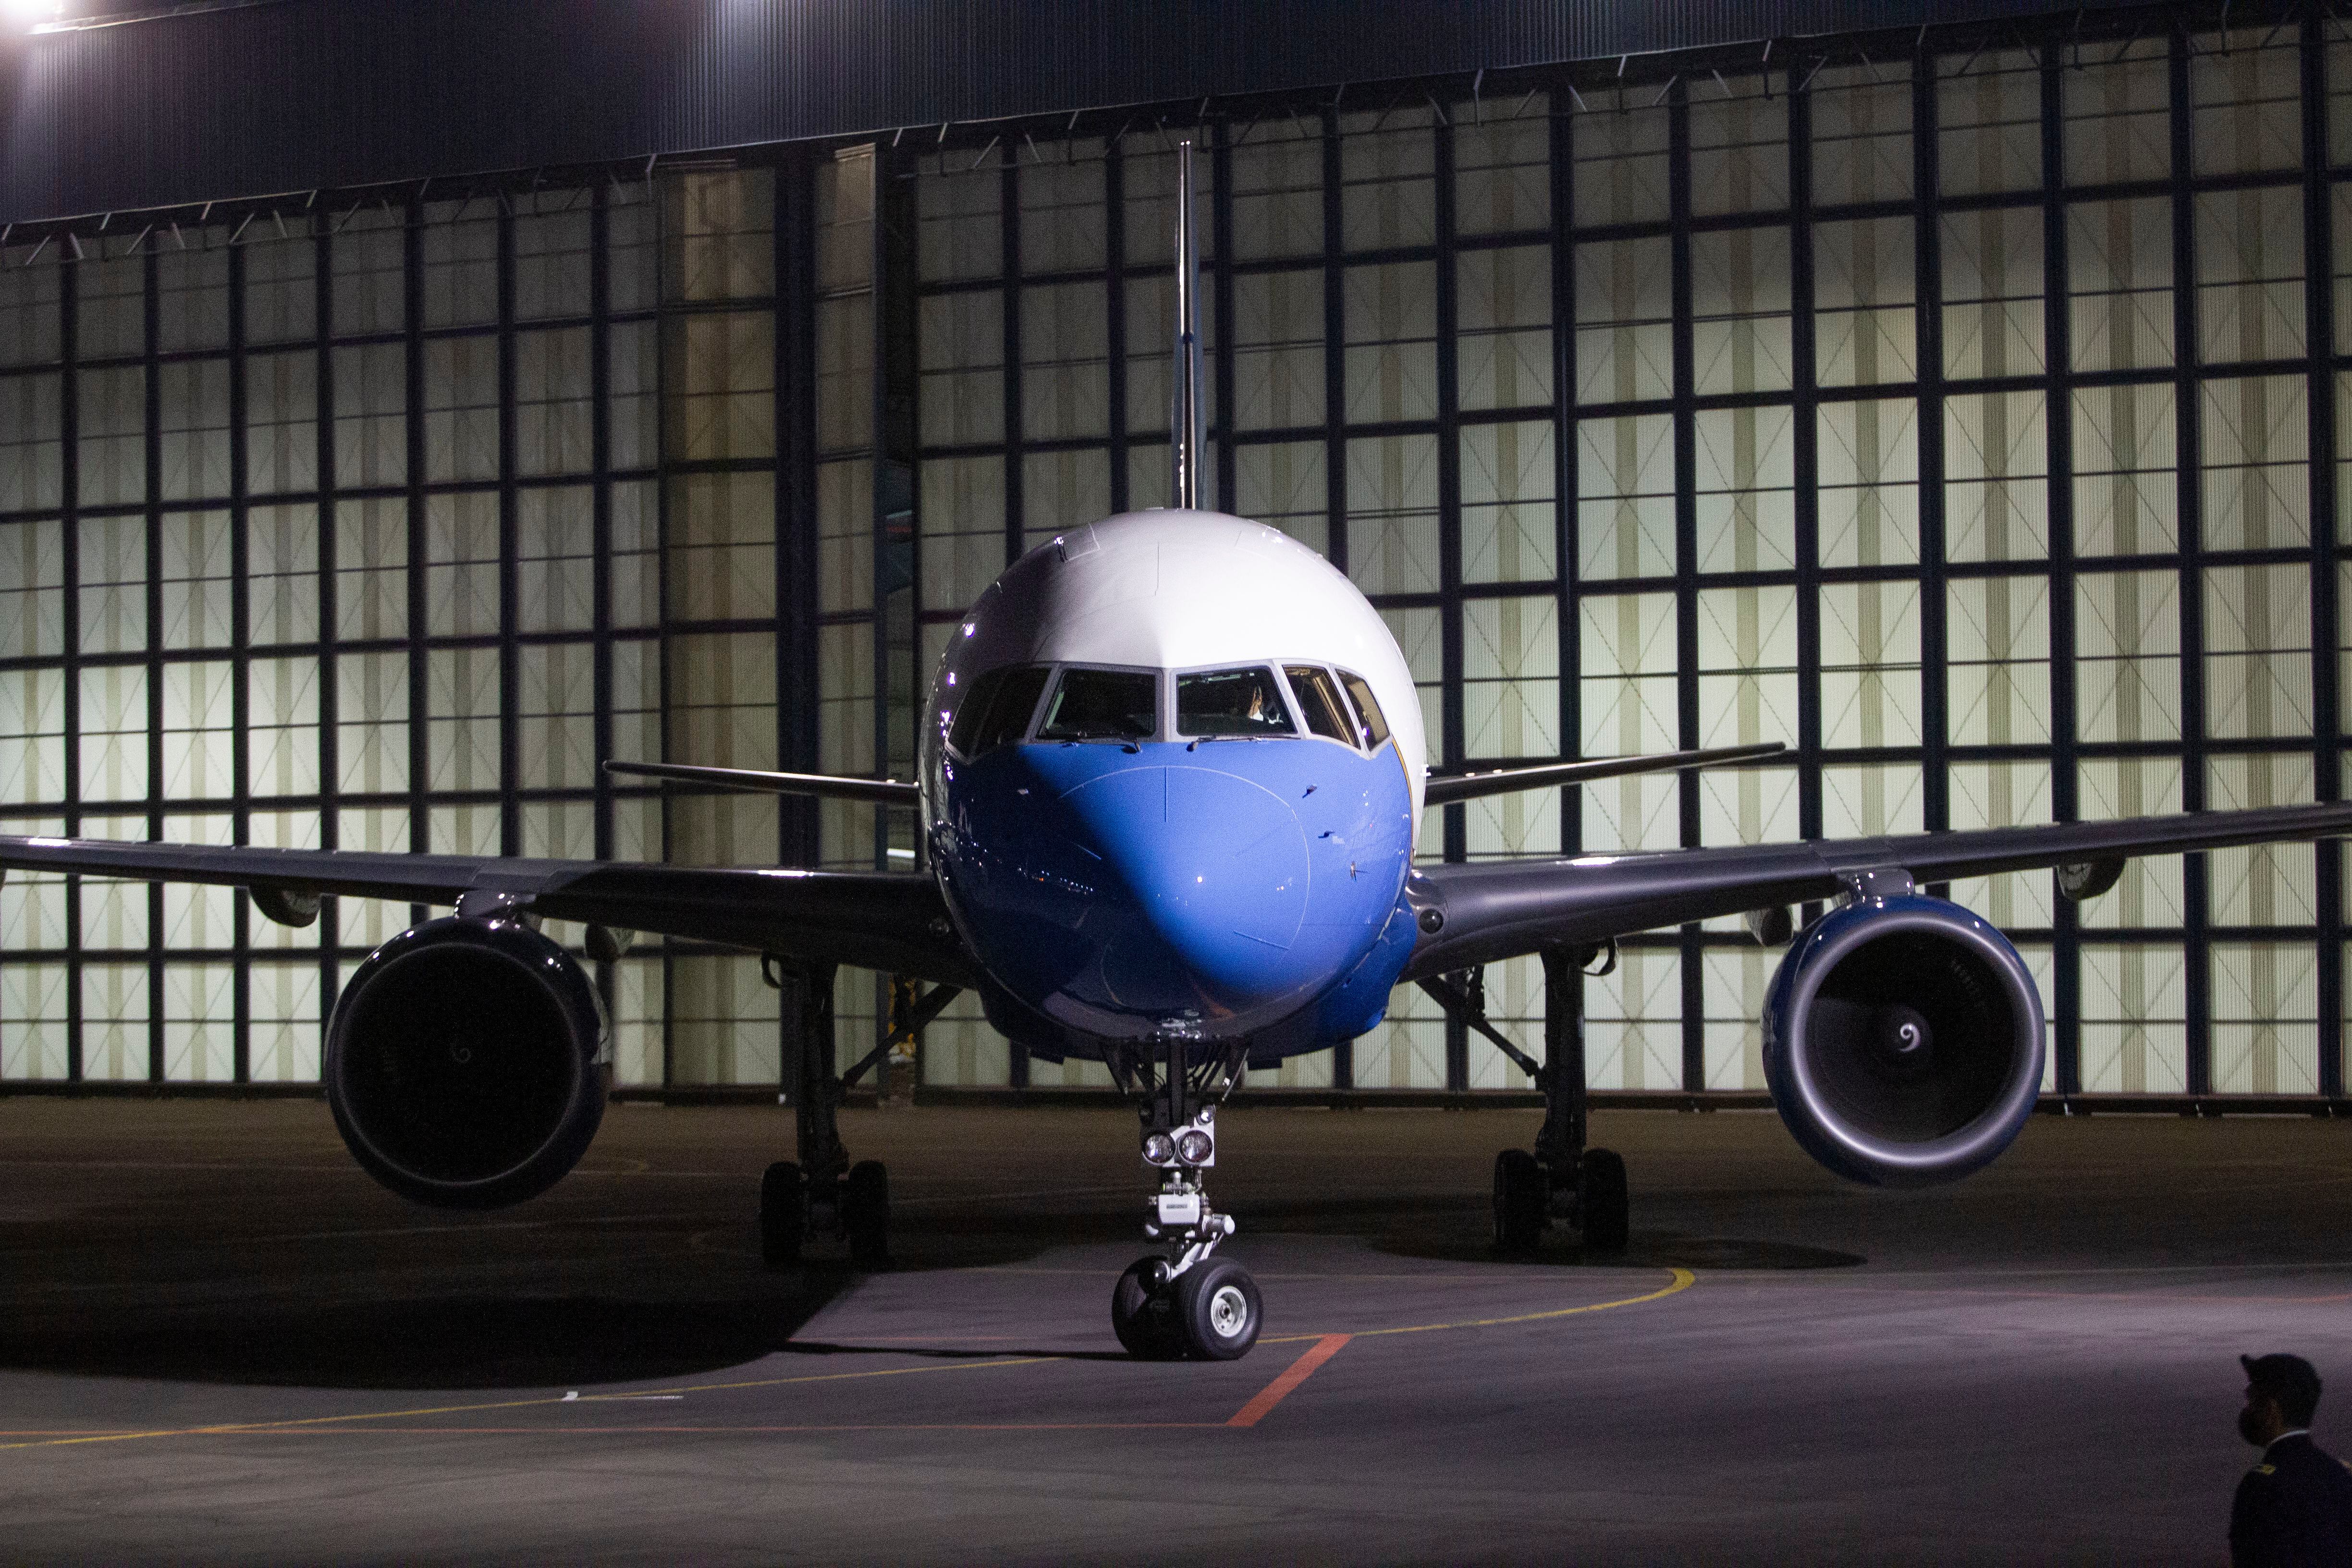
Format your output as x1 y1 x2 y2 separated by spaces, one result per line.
1109 1030 1262 1360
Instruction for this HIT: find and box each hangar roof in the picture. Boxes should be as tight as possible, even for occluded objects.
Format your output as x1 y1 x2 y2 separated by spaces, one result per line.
0 0 2141 226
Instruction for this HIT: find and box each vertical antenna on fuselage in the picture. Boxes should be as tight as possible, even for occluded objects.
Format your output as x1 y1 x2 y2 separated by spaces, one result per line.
1170 137 1205 512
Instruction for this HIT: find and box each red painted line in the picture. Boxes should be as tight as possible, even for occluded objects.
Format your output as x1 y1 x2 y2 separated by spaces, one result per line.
1226 1334 1351 1428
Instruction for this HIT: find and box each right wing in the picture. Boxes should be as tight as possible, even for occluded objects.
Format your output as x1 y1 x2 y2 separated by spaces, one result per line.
604 761 920 805
0 836 978 987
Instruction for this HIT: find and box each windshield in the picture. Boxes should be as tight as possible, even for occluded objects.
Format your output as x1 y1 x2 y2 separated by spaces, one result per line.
1177 667 1294 737
1338 672 1391 749
1037 668 1159 742
1284 665 1356 746
948 664 1052 756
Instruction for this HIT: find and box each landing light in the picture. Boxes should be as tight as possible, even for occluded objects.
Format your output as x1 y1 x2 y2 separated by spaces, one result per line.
1174 1127 1214 1165
1143 1131 1176 1165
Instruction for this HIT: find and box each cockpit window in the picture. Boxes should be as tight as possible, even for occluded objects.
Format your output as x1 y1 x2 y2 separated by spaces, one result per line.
1037 667 1159 742
1284 665 1355 746
949 664 1051 756
1337 672 1392 750
1177 667 1293 737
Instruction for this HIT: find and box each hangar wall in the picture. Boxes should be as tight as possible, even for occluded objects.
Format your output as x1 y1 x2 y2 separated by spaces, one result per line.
0 9 2346 1102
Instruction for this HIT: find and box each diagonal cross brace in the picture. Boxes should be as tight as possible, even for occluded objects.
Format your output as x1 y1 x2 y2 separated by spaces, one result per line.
1415 974 1541 1080
839 980 965 1090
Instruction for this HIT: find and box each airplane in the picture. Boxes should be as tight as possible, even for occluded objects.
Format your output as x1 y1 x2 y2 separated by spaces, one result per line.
8 142 2352 1362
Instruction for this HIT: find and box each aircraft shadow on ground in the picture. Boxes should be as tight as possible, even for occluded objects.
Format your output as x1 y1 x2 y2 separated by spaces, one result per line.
1370 1229 1866 1271
0 1286 856 1392
1225 1192 1867 1271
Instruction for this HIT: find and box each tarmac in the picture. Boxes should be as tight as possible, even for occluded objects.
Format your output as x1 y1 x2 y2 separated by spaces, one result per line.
4 1094 2352 1564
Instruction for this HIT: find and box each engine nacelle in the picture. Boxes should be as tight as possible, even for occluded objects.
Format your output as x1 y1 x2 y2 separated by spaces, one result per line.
1762 894 2043 1188
325 915 608 1209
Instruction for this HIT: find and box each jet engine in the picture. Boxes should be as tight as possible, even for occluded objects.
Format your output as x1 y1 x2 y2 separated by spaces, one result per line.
1761 893 2043 1188
325 914 608 1209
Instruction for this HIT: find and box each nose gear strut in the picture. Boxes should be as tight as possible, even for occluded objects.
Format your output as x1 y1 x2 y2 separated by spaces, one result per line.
1106 1024 1262 1360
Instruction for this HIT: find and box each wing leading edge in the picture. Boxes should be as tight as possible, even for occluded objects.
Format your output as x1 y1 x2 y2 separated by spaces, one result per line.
1402 802 2352 981
0 836 978 988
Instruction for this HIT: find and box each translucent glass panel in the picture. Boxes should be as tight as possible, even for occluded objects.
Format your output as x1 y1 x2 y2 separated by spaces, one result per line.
1940 52 2041 198
514 192 592 320
1814 217 1914 385
1691 226 1792 394
244 224 316 346
1572 93 1669 227
2190 40 2303 177
2202 376 2307 550
1575 235 1670 405
1339 107 1435 249
0 368 62 511
665 171 775 303
2069 196 2173 372
1947 391 2048 561
1813 65 1912 204
422 199 498 328
1577 413 1673 581
1687 76 1788 216
1458 246 1550 412
2064 38 2172 186
0 247 63 365
1454 104 1549 236
1943 207 2044 382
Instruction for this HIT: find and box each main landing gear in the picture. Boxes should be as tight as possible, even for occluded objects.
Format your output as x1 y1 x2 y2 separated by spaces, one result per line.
1106 1029 1262 1360
1420 945 1629 1256
758 961 961 1271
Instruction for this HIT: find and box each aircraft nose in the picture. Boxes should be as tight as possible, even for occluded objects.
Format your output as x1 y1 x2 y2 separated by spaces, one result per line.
1057 762 1311 1013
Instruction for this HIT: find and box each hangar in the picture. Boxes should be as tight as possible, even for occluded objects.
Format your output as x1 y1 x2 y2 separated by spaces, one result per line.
4 0 2352 1559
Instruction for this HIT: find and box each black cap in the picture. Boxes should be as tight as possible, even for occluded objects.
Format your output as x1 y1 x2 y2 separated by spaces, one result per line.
2242 1353 2323 1412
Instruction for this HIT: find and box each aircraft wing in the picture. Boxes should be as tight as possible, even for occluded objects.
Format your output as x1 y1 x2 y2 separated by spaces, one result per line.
1422 742 1783 806
0 835 979 988
1400 802 2352 981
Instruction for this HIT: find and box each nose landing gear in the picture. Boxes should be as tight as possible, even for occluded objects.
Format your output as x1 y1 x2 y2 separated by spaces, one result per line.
1108 1031 1262 1360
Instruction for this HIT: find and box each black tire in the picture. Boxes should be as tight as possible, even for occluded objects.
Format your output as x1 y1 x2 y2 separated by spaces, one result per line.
844 1160 891 1269
1175 1258 1262 1361
1492 1148 1545 1253
1112 1257 1183 1360
760 1160 804 1266
1580 1146 1629 1252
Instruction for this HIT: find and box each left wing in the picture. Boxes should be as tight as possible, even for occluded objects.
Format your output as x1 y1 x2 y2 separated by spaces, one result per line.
1423 743 1782 806
0 836 978 987
1402 802 2352 980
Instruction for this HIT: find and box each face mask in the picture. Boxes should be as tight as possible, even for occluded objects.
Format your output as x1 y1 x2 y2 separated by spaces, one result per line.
2240 1406 2269 1446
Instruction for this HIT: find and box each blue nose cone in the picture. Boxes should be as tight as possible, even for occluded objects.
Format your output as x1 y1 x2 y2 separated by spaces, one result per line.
1058 762 1311 1013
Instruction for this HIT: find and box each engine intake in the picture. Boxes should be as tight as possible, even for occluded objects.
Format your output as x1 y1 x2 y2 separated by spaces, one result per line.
326 915 608 1209
1762 894 2043 1188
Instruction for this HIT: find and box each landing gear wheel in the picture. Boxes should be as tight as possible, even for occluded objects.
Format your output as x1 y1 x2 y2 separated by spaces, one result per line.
844 1160 891 1269
1175 1258 1262 1361
1112 1258 1183 1360
1580 1147 1629 1252
1492 1148 1545 1253
760 1160 805 1265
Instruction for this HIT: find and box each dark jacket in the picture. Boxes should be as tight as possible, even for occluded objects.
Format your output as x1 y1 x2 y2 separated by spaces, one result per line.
2231 1433 2352 1567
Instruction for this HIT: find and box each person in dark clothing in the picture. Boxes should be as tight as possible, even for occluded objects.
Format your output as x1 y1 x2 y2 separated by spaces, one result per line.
2231 1352 2352 1568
